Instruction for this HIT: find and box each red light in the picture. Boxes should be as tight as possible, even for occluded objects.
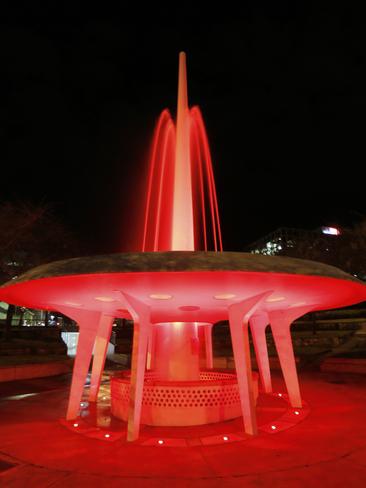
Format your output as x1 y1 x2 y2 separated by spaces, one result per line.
73 423 78 427
294 411 300 415
105 434 110 438
223 436 229 441
271 425 276 430
158 439 164 445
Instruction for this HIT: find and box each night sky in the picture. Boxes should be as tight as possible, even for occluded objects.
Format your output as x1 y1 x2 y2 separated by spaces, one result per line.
2 5 366 254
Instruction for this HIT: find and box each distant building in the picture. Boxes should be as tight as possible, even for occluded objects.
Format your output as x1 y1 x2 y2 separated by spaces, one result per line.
245 226 341 256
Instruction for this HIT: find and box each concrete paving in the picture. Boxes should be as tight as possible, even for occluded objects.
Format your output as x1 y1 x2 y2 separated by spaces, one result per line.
1 371 366 487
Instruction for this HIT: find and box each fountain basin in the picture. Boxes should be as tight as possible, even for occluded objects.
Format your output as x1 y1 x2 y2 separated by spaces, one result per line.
111 370 259 426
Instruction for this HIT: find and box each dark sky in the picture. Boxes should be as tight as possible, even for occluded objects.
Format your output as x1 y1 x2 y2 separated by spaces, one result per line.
2 4 366 253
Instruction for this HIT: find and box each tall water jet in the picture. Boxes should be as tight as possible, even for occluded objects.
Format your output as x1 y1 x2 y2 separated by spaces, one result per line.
172 51 194 250
142 52 222 252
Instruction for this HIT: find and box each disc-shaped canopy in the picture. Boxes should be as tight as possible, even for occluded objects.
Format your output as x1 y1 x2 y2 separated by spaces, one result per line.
0 251 365 323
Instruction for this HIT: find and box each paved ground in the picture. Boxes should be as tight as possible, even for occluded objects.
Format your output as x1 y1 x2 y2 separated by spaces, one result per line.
1 371 366 487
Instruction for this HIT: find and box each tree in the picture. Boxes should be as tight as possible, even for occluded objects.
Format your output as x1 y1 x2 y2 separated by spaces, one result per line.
0 201 79 339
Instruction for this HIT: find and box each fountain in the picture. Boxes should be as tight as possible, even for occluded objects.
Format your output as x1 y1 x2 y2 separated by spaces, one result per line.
1 53 366 443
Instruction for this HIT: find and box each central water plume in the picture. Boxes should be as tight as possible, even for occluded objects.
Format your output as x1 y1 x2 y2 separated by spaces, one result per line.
142 52 222 252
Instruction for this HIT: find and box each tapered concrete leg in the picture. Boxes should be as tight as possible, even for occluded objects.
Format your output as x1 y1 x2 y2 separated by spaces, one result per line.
55 307 102 421
250 313 272 393
204 324 214 369
270 321 301 407
228 292 272 436
269 306 312 408
89 315 114 402
121 293 150 442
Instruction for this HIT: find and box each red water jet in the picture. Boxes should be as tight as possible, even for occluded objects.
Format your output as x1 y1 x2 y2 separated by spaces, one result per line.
142 52 222 252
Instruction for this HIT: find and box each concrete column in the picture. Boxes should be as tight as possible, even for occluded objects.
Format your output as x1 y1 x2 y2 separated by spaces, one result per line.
228 292 272 436
89 315 114 402
250 313 272 393
154 322 200 380
269 306 313 408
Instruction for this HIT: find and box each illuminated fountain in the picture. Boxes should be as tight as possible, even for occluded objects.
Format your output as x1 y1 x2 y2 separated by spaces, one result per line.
1 53 366 443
